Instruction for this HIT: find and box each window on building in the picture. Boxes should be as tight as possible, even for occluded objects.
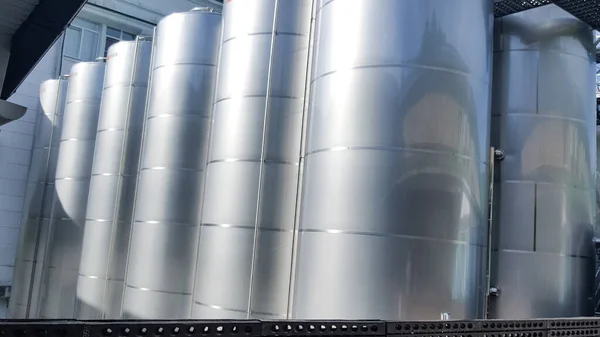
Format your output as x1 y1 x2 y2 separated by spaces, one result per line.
104 27 136 56
64 18 100 61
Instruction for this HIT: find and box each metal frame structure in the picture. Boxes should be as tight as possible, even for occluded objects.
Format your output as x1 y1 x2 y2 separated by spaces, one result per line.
0 318 599 337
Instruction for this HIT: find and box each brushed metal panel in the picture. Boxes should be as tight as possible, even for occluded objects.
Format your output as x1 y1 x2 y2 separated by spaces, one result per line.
134 169 204 224
39 62 105 319
291 0 493 320
292 232 486 319
191 305 249 319
201 162 260 226
141 116 210 170
491 4 595 318
209 98 303 162
77 40 151 319
313 0 492 81
489 250 594 318
122 286 192 319
126 221 199 294
496 182 536 252
75 277 123 319
305 68 491 158
300 151 487 243
194 226 254 312
535 184 594 257
193 0 311 319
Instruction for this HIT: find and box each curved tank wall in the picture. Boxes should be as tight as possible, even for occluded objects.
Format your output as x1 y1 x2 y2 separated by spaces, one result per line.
38 62 106 319
122 9 222 319
9 78 68 318
289 0 494 320
192 0 312 319
76 39 152 319
490 4 596 318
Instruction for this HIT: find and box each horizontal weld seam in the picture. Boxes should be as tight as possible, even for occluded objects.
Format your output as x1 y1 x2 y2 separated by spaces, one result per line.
207 159 298 165
146 114 210 120
55 177 90 181
311 63 487 85
66 99 101 104
60 138 95 142
140 167 203 173
153 62 216 71
299 228 482 246
499 112 589 125
305 145 482 162
201 223 292 233
78 273 125 282
222 31 306 44
91 173 134 177
103 83 147 90
215 94 303 103
86 219 131 224
193 300 286 317
501 180 594 192
125 283 191 295
494 248 592 259
134 220 198 227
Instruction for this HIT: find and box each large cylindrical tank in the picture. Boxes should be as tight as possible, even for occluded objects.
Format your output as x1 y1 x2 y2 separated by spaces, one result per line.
192 0 312 319
289 0 493 320
38 61 106 319
76 39 152 319
490 4 596 318
9 78 68 318
122 9 222 319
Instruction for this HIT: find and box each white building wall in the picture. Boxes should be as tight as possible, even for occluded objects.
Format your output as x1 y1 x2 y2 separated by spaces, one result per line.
0 0 221 317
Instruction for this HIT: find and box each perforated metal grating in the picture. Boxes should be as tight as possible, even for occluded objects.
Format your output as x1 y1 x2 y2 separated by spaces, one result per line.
493 0 553 17
494 0 600 62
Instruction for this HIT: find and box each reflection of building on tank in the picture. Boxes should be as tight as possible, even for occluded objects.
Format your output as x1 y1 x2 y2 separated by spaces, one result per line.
491 5 595 318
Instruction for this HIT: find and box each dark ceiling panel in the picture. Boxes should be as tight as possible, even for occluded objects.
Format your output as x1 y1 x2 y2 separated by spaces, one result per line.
1 0 86 99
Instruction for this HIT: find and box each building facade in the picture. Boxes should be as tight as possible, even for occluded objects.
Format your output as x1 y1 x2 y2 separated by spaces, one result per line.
0 0 222 317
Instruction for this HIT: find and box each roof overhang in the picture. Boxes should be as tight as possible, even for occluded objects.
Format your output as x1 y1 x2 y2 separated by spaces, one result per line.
0 0 87 99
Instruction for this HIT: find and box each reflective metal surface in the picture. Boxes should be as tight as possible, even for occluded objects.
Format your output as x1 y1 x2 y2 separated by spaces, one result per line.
193 0 312 319
490 4 596 318
38 62 106 319
9 78 68 318
76 39 152 319
122 9 222 319
290 0 494 320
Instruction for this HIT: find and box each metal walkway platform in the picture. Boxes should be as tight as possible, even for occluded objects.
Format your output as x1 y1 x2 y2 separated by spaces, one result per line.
495 0 600 62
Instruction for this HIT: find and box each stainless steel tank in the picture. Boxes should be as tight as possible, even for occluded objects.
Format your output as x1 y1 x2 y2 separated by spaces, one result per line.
289 0 494 320
490 4 596 318
121 9 222 319
192 0 312 319
9 78 68 318
76 39 152 319
38 61 106 319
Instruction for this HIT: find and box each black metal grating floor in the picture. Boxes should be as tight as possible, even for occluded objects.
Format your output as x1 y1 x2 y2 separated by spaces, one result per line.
493 0 554 17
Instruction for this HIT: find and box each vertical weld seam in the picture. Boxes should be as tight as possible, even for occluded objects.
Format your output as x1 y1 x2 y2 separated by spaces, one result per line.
533 183 537 252
246 0 281 318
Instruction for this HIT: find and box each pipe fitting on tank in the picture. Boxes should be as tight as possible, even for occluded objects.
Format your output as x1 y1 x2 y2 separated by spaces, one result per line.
95 57 107 62
494 149 505 161
489 286 501 296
